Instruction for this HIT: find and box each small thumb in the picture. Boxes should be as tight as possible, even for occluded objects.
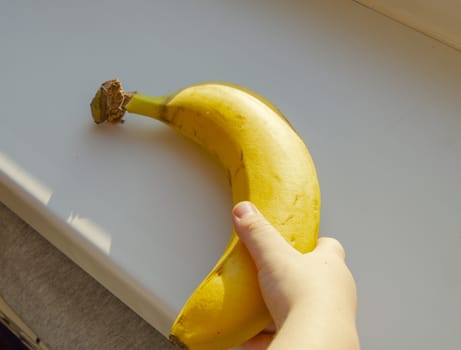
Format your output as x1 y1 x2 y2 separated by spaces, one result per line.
232 201 294 271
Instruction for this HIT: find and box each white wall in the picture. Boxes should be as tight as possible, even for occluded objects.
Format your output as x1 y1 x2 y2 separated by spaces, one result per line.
355 0 461 50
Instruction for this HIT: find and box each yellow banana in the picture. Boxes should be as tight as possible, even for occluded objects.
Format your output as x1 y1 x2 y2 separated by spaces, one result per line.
90 79 321 350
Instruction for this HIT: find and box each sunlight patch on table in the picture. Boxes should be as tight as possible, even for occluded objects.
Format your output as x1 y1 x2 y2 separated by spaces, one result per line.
67 213 112 254
0 152 52 205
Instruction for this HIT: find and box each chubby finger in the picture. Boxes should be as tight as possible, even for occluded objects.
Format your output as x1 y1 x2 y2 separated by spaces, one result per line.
241 333 274 350
262 323 276 333
315 237 346 260
232 201 294 271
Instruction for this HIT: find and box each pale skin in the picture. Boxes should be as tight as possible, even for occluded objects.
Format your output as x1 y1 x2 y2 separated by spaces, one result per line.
232 201 360 350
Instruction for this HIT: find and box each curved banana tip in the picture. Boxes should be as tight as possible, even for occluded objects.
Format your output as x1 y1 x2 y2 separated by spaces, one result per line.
90 79 133 124
169 334 188 349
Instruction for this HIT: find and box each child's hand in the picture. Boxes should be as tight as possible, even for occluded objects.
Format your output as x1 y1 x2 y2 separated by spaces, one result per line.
232 201 359 350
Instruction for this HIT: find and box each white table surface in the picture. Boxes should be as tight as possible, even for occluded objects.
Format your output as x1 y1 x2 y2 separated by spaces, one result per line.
1 1 460 348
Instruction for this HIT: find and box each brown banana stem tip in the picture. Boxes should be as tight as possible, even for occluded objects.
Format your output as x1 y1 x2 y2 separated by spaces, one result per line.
169 335 188 350
90 79 134 124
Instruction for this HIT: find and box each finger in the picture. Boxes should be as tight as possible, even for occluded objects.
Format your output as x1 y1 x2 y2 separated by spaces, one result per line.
262 323 276 333
232 201 294 271
315 237 346 260
241 333 274 350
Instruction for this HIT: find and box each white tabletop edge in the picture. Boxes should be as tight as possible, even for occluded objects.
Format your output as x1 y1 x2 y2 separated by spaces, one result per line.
0 171 174 337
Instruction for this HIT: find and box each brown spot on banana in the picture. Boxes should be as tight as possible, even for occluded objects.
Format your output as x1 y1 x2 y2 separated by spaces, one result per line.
281 214 294 226
226 168 232 187
215 265 224 276
293 194 301 205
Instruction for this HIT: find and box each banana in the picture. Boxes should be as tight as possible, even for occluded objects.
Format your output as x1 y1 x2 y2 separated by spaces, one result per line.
90 79 321 350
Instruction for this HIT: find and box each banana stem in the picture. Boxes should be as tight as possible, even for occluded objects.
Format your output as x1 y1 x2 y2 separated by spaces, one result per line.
90 79 169 124
90 79 134 124
124 93 169 119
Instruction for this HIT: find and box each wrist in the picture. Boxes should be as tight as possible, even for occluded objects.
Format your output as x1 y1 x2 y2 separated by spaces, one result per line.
269 300 359 350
